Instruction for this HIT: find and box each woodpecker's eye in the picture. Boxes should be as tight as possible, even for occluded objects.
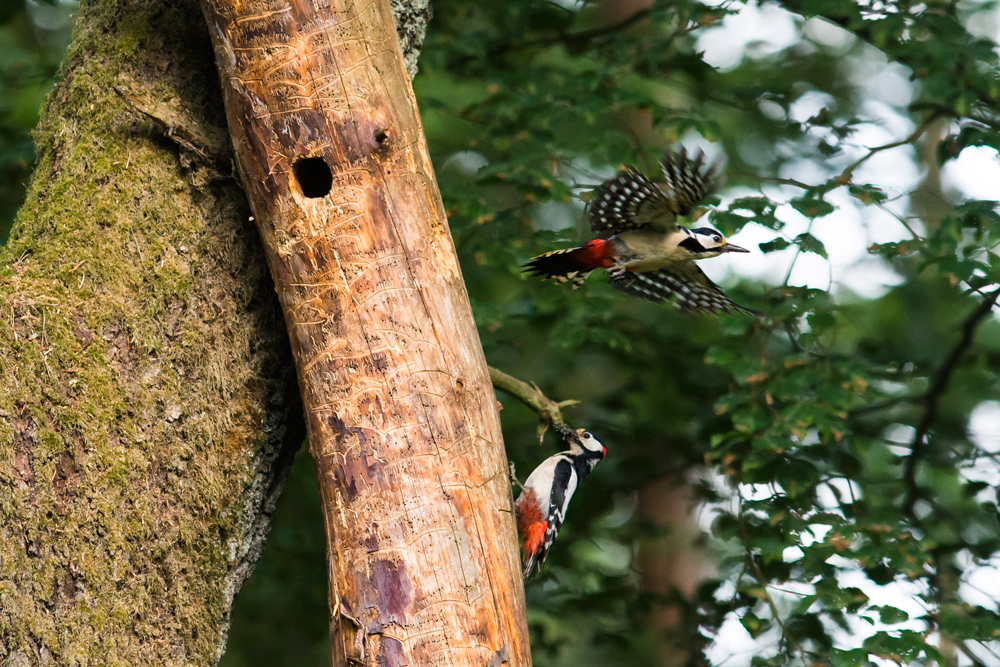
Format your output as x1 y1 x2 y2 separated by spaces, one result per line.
713 234 722 243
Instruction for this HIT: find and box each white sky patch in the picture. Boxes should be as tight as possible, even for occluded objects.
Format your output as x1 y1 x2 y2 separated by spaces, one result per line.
969 401 1000 453
697 1 800 71
704 612 774 666
958 551 1000 610
788 90 836 124
943 146 1000 200
705 183 911 299
803 16 856 52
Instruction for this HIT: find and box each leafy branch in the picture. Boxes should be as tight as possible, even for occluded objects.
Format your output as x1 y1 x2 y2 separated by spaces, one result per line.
902 287 1000 516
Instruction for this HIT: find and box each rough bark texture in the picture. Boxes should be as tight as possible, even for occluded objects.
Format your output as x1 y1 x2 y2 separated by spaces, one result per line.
0 1 302 664
199 1 530 666
0 0 429 664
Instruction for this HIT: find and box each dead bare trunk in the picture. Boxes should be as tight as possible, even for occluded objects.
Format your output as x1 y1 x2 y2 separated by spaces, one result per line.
198 1 530 666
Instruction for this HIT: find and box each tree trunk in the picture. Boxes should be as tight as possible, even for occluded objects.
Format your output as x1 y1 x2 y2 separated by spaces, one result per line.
638 476 706 666
198 1 530 666
0 0 428 664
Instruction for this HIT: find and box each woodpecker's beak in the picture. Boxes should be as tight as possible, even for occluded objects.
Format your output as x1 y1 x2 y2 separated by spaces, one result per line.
721 242 749 253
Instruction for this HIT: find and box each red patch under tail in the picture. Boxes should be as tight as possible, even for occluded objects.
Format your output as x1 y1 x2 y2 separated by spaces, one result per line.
523 239 614 286
516 490 549 579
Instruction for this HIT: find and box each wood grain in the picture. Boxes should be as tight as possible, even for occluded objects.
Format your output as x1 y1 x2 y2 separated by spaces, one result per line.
199 0 530 664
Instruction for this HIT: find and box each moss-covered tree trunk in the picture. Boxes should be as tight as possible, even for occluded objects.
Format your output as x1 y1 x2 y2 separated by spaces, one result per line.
0 0 428 664
198 0 531 665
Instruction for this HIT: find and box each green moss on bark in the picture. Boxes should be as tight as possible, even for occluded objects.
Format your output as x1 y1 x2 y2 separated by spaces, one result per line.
0 0 303 664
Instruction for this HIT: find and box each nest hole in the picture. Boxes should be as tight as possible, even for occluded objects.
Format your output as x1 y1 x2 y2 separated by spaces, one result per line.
293 156 333 198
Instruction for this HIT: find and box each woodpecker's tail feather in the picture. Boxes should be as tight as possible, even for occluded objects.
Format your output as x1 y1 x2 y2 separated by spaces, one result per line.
520 521 547 579
523 247 594 288
523 553 539 580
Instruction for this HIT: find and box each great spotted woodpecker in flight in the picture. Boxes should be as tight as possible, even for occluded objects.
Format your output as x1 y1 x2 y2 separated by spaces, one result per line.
524 147 758 315
514 425 606 580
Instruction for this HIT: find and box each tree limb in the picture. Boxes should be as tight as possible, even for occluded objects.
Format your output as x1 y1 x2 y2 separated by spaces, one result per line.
903 287 1000 516
837 113 942 184
115 85 231 166
557 8 653 46
488 365 578 434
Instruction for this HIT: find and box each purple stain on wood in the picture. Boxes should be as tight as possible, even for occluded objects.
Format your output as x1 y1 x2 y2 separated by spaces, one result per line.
332 466 359 502
376 636 404 667
364 524 380 552
359 446 378 476
369 558 411 627
328 413 382 502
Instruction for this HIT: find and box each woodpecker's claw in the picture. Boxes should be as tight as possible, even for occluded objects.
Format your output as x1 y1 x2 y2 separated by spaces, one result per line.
607 263 628 280
509 462 525 492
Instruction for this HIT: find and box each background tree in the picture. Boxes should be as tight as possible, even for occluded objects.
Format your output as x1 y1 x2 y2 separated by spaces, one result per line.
3 0 1000 666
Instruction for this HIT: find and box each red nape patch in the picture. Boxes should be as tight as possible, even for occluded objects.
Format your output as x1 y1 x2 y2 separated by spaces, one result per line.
575 239 614 269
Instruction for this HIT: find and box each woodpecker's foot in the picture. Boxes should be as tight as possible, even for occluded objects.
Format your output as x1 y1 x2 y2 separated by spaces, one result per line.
509 462 525 492
608 268 636 290
607 263 628 280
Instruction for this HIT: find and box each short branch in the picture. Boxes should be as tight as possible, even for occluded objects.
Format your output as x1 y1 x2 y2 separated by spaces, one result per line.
503 7 657 52
559 8 653 45
488 365 578 433
115 86 231 166
837 113 941 184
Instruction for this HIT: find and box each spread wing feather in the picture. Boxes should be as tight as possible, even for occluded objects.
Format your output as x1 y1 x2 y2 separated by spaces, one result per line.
588 147 721 238
589 168 678 238
660 147 721 216
610 265 760 316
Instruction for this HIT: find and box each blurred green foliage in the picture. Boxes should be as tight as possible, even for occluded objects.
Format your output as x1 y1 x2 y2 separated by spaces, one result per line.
417 0 1000 663
6 0 1000 664
0 0 73 244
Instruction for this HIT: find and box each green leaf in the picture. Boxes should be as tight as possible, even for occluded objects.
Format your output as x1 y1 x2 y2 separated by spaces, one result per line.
877 605 909 624
739 611 768 638
791 197 835 219
794 232 828 258
759 237 791 253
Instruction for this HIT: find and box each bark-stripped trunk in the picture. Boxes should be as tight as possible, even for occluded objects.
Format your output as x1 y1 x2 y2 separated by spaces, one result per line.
0 0 430 663
199 1 530 666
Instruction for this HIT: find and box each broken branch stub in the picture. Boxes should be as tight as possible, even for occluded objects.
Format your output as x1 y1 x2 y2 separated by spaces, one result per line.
199 0 530 665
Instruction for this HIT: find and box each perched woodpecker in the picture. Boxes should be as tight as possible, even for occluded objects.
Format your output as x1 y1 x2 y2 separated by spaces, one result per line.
514 426 606 580
524 147 758 315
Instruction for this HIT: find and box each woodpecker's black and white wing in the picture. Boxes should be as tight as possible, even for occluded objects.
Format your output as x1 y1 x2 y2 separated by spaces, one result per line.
611 264 759 316
543 457 578 561
660 147 720 217
589 167 679 238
